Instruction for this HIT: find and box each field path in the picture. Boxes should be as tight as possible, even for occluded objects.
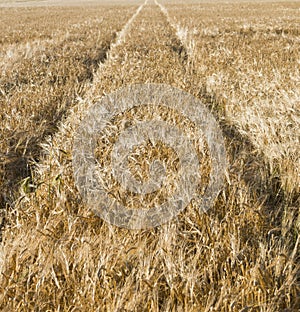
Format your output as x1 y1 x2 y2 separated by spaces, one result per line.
89 0 189 98
0 0 299 311
0 1 200 308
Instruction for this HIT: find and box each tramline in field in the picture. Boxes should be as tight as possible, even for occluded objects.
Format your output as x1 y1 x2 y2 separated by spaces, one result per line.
0 0 299 311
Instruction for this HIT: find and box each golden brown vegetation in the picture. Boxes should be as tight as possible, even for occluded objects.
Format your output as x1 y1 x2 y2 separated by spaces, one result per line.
163 0 300 196
0 0 299 311
0 4 136 207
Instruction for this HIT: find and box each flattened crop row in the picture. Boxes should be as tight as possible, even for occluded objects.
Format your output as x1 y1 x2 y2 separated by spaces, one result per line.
0 3 200 310
0 5 137 208
163 0 300 197
0 1 299 311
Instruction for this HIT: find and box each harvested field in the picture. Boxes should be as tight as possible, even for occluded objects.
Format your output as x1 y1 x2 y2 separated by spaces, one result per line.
0 0 299 311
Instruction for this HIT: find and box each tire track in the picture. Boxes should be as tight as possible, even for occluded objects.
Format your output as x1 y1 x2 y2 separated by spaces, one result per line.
154 1 293 228
154 0 195 60
90 0 148 93
1 2 298 310
89 0 189 99
0 0 148 239
111 0 148 48
0 0 148 208
0 5 141 212
0 1 292 310
0 2 193 308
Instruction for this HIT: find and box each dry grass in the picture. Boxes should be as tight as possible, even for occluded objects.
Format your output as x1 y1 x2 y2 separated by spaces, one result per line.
0 0 299 311
0 4 137 207
163 0 300 197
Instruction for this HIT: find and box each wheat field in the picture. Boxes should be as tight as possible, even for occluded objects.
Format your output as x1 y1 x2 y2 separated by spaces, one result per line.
0 0 299 311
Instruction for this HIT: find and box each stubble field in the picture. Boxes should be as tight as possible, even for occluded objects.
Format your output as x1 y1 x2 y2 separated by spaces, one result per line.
0 0 299 311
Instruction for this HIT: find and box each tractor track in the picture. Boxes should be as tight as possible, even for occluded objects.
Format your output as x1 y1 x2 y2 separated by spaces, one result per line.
0 1 299 311
154 0 293 225
0 4 142 214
